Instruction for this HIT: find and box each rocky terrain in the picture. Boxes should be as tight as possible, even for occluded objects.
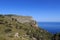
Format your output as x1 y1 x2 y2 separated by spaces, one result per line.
0 15 53 40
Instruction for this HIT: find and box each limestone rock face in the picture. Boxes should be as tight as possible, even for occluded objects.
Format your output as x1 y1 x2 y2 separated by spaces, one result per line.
11 16 34 23
11 15 38 28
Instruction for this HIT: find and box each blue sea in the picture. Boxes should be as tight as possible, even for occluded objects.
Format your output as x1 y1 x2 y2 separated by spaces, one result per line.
38 22 60 34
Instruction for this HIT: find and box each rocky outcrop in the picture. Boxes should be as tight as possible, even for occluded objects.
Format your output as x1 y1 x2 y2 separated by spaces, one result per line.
10 15 38 28
11 16 34 23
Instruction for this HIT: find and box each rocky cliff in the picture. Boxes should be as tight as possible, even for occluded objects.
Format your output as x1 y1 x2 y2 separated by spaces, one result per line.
0 15 52 40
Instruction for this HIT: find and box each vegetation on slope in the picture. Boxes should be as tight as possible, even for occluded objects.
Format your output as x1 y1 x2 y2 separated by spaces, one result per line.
52 33 60 40
0 15 52 40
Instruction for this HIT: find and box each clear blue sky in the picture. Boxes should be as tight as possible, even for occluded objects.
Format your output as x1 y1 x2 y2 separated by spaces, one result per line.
0 0 60 22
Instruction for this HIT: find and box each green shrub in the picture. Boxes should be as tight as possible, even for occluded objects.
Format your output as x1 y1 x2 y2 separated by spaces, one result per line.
5 28 12 33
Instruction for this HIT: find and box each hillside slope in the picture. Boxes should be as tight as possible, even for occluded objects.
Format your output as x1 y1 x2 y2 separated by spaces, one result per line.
0 15 52 40
52 33 60 40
